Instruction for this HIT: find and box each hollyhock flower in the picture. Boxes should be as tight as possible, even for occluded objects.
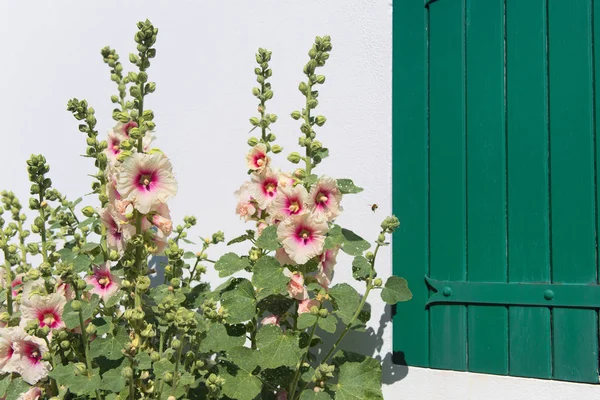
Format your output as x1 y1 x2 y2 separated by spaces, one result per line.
55 279 75 300
21 278 45 301
286 271 307 301
0 270 22 298
13 334 50 384
298 299 319 314
261 314 281 326
0 327 24 374
17 386 42 400
117 152 178 214
268 184 308 221
100 205 134 254
275 248 296 267
277 212 329 265
149 203 173 238
20 293 66 330
316 248 339 289
86 263 120 301
246 144 270 173
106 129 125 163
235 182 257 221
114 121 138 138
249 168 280 210
308 176 343 221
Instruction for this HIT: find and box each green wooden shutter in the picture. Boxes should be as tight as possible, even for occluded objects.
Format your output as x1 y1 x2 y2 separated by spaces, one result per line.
393 0 600 383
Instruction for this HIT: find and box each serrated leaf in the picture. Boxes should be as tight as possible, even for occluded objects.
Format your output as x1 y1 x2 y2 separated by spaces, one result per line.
301 390 333 399
50 365 102 396
381 276 412 304
81 242 100 252
4 378 29 400
329 284 360 325
215 253 250 278
255 225 281 251
183 251 196 259
252 256 289 299
336 179 364 194
153 358 175 376
304 174 319 186
334 355 383 400
57 247 76 262
256 325 302 368
199 323 245 353
220 361 262 400
90 332 128 360
135 351 152 370
226 346 260 373
73 254 92 273
352 256 371 281
91 317 113 336
78 217 96 228
318 314 338 334
0 375 9 397
340 229 370 256
297 313 318 330
104 292 122 308
221 280 256 324
324 225 344 250
100 366 126 392
227 232 253 246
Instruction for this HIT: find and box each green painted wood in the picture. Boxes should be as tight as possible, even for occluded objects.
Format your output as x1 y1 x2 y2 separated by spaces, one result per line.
426 277 600 308
464 0 508 375
391 0 429 367
548 0 599 383
428 0 467 371
505 0 553 380
595 0 600 377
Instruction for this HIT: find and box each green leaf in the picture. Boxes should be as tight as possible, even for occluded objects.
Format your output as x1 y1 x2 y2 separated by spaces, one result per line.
90 331 128 360
340 229 370 256
304 174 319 186
183 251 196 259
104 292 122 308
73 254 92 273
381 276 412 304
4 378 30 400
135 351 152 370
324 225 344 250
215 253 250 278
252 256 290 300
256 325 302 368
100 366 127 392
153 358 175 376
63 296 100 330
220 359 262 400
329 284 361 325
58 247 76 262
0 375 9 397
336 179 364 194
81 242 100 252
221 280 256 324
334 355 383 400
199 323 245 353
318 314 338 334
297 313 318 330
352 256 371 281
91 317 113 336
226 346 259 374
50 365 102 396
255 225 281 251
301 390 333 400
227 232 254 246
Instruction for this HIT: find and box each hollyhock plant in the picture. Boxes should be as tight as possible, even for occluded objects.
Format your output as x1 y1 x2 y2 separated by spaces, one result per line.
0 21 411 400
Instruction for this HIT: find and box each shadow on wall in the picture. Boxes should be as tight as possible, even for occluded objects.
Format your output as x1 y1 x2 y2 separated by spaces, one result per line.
149 256 409 386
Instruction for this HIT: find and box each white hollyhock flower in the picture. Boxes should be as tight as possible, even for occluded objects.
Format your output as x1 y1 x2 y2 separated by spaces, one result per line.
13 333 50 384
308 176 343 221
277 212 329 265
20 293 66 330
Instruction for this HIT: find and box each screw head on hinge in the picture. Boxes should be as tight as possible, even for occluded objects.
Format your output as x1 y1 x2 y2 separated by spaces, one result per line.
543 290 554 301
442 286 452 297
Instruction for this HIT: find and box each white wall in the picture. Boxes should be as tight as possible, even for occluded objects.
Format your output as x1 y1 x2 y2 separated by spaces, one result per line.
0 1 597 399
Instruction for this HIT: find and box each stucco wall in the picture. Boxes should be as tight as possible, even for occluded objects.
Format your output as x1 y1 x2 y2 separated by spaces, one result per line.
0 1 597 399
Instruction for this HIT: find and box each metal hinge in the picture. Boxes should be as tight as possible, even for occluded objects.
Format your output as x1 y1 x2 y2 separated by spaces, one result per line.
425 276 600 309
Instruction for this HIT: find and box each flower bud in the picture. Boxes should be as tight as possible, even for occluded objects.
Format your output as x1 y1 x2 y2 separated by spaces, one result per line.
318 309 328 318
74 362 87 375
151 351 161 362
129 53 139 64
26 269 40 281
373 278 383 287
170 278 181 288
75 279 87 290
163 372 173 383
315 75 326 84
291 110 302 120
298 82 308 95
378 233 386 243
86 324 96 335
111 95 119 103
267 133 276 142
249 117 260 126
42 351 53 362
310 306 320 316
252 87 260 96
171 339 181 349
71 300 82 311
146 82 157 93
60 340 70 349
109 250 120 261
315 115 327 127
81 206 95 218
138 71 148 83
381 215 401 233
287 152 302 164
0 313 9 323
247 137 259 146
271 145 282 154
269 114 278 123
365 251 374 261
136 276 151 291
122 366 133 378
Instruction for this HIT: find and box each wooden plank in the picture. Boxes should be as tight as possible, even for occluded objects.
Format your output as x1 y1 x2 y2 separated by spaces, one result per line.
548 0 599 383
392 0 429 367
428 0 467 371
595 0 600 381
506 0 553 380
465 0 508 375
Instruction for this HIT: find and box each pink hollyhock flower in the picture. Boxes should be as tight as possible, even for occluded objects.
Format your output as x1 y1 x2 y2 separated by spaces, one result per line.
249 168 280 210
100 206 134 254
114 121 138 138
261 314 281 326
316 248 339 289
275 248 296 267
246 144 270 173
17 386 42 400
235 182 258 221
55 279 75 300
149 203 173 238
278 172 296 191
106 129 124 163
13 334 50 384
20 293 66 330
298 298 319 314
86 263 120 301
0 327 24 374
277 212 329 265
117 153 178 215
268 185 309 221
308 176 343 221
286 271 307 301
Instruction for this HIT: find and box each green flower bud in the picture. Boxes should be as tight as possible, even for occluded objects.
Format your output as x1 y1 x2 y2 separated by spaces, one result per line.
299 82 308 95
75 279 87 290
127 72 138 82
318 308 328 318
122 279 132 288
122 366 133 378
365 251 374 261
42 351 53 362
310 306 320 316
195 360 205 369
287 152 302 164
146 82 157 93
252 87 260 96
0 312 9 323
373 278 383 287
171 338 181 349
26 269 40 281
81 206 95 217
212 230 225 244
60 340 70 349
315 75 326 84
381 215 401 233
291 110 302 120
310 141 323 151
249 117 260 126
109 250 120 261
138 71 148 83
86 323 96 335
269 114 278 123
170 278 181 288
137 276 151 291
7 245 16 254
315 115 327 127
129 53 139 64
71 300 82 311
163 372 173 383
378 233 386 243
74 362 87 375
151 351 161 362
271 144 282 154
142 109 154 120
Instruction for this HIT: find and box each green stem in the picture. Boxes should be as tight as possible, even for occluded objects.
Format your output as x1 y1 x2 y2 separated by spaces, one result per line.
172 333 184 393
289 315 319 398
129 358 135 400
304 81 313 176
38 194 49 265
250 318 257 350
1 251 12 316
16 220 27 269
76 288 103 400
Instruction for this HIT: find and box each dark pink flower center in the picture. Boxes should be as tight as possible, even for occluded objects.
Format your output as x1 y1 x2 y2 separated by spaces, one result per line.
23 342 42 365
135 170 159 192
122 121 138 137
262 178 278 198
315 190 330 208
294 225 314 245
109 137 121 155
253 152 266 168
95 274 112 289
285 197 303 215
36 308 61 329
